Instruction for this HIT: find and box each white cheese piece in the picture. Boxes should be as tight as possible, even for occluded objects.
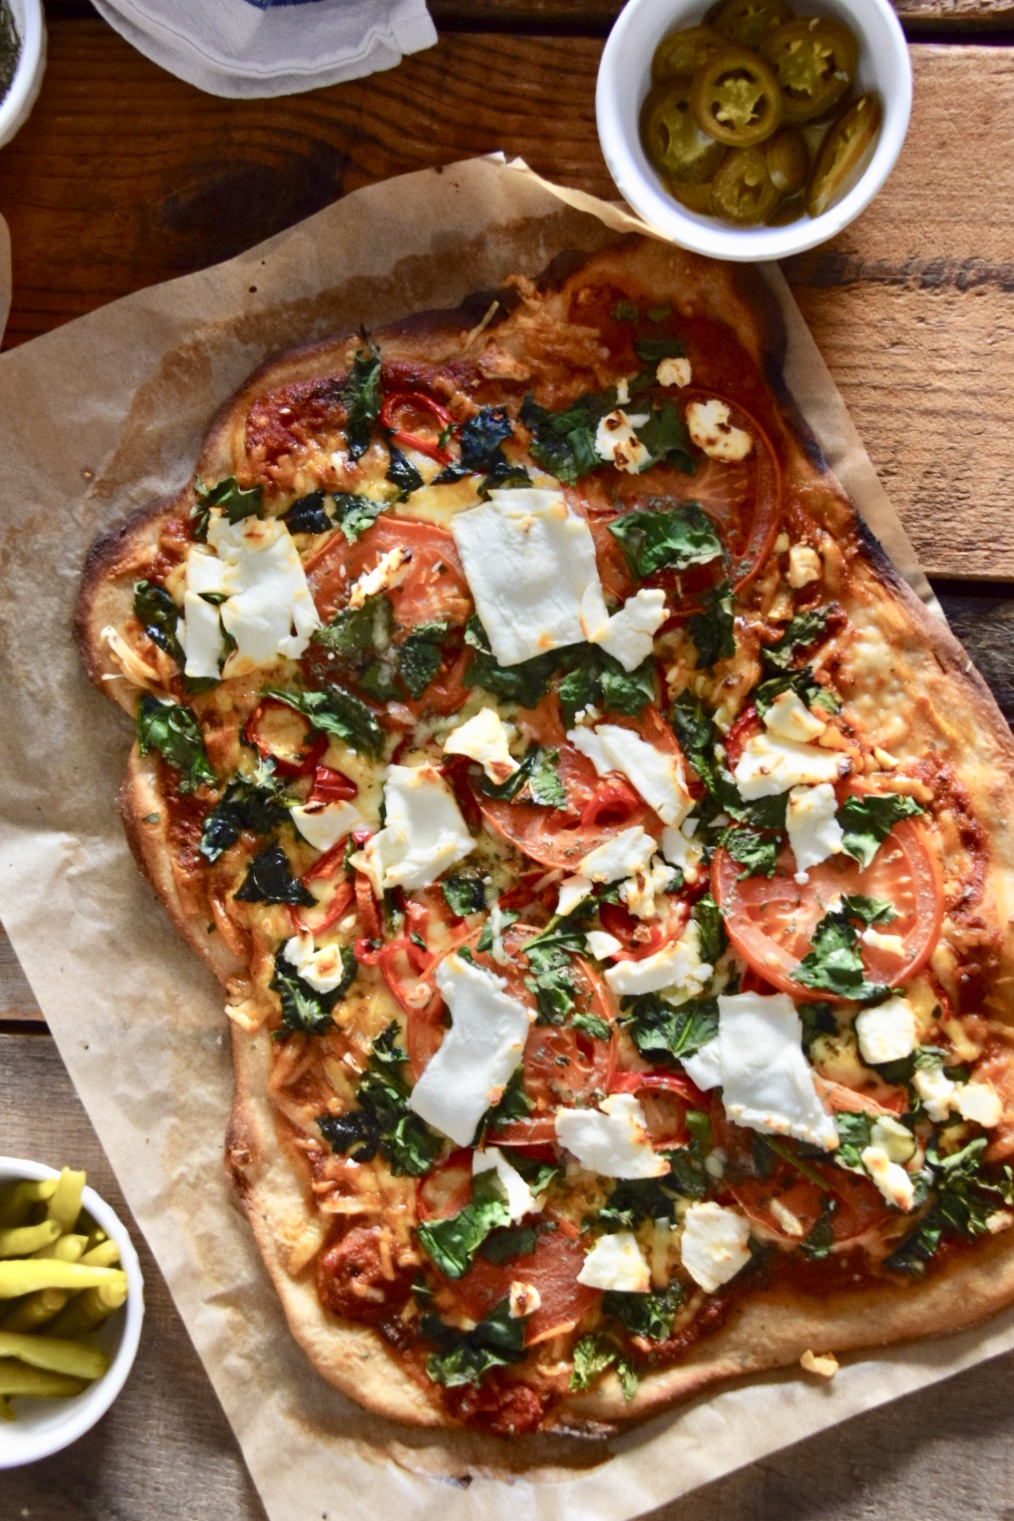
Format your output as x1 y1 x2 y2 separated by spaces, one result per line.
202 515 321 673
347 545 411 610
577 1231 652 1293
618 856 675 920
604 919 712 999
912 1063 957 1123
787 544 823 588
588 587 668 672
800 1349 838 1378
717 991 839 1151
685 398 753 463
290 800 365 854
595 408 651 474
955 1081 1004 1128
656 356 692 389
568 723 692 827
449 488 600 667
680 1201 752 1293
408 953 532 1147
443 708 519 784
734 731 845 800
855 996 918 1067
578 825 656 884
179 591 225 679
870 1116 917 1164
281 934 348 996
185 546 230 597
509 1281 542 1318
660 817 704 884
762 690 827 744
786 783 844 884
861 1145 916 1212
682 1035 723 1093
585 930 623 961
556 874 593 917
472 1146 539 1222
484 900 510 967
860 927 907 957
356 764 473 893
769 1198 805 1237
554 1092 668 1179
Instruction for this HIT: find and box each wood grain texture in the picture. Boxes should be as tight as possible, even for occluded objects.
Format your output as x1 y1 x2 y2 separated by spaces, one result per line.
3 1030 1014 1519
0 925 43 1024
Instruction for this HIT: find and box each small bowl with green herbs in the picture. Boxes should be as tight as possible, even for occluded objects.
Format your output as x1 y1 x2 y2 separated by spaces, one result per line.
0 0 45 151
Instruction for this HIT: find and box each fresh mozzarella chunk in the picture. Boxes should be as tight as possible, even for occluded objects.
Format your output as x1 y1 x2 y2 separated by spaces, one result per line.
604 919 712 999
472 1147 539 1222
861 1146 916 1212
685 398 753 463
656 356 692 388
680 1202 752 1293
557 874 593 916
555 1092 668 1179
347 545 411 610
786 783 844 881
186 546 230 597
717 991 839 1151
787 544 822 588
682 1035 723 1093
769 1198 805 1237
281 934 348 996
860 927 906 957
588 587 668 672
449 488 601 667
912 1062 957 1123
734 732 845 800
202 516 321 673
179 591 225 679
577 1231 652 1293
869 1115 917 1164
956 1081 1003 1128
290 800 365 853
568 723 692 827
579 825 656 884
619 856 675 920
408 954 532 1147
585 930 623 961
443 708 519 784
594 408 651 474
855 996 918 1067
762 690 827 743
356 765 473 892
660 817 704 884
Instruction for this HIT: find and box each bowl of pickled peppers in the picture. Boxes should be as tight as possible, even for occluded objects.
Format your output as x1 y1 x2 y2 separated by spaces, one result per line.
597 0 912 260
0 1161 144 1466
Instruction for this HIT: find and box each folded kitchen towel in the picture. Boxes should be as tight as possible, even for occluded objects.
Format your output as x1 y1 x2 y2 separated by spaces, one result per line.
90 0 437 98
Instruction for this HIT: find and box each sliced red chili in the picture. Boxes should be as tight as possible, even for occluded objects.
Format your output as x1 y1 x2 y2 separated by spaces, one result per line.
380 391 454 464
288 839 356 935
579 777 644 830
244 697 327 778
307 765 358 806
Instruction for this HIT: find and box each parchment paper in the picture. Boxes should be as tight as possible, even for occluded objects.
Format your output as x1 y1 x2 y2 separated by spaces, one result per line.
0 156 1002 1521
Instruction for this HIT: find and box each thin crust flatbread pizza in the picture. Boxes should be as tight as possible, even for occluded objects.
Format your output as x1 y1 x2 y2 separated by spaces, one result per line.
76 237 1014 1436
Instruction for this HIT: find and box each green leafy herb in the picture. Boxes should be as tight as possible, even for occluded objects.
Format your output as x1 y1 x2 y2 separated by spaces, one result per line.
569 1333 619 1392
622 994 719 1067
753 666 839 721
792 910 889 1004
721 825 779 879
800 1195 839 1260
340 339 382 461
436 407 529 493
386 442 424 500
833 1110 872 1169
199 760 290 862
839 894 898 926
463 615 560 709
193 475 263 529
269 684 385 758
634 400 696 474
271 950 356 1037
608 501 722 580
133 580 184 666
480 745 566 809
520 392 604 484
837 793 924 870
687 580 735 669
691 892 727 966
395 621 448 699
762 606 832 671
572 1010 612 1041
477 907 520 954
484 1066 534 1132
799 1000 837 1053
417 1171 512 1279
603 1283 684 1341
422 1300 526 1388
283 490 332 535
136 694 216 793
332 492 384 542
478 1223 539 1265
319 1023 443 1176
633 334 687 365
314 591 392 663
886 1139 1014 1276
442 873 488 918
599 1161 690 1230
234 844 315 906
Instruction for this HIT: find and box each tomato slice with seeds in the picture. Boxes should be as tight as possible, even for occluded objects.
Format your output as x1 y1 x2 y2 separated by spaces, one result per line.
712 810 944 1002
448 1223 599 1345
304 514 472 627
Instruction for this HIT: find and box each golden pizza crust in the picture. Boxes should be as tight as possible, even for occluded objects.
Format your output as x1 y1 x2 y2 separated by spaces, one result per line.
79 235 1014 1434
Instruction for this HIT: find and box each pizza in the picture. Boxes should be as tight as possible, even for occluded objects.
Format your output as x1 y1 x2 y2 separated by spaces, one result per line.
75 236 1014 1437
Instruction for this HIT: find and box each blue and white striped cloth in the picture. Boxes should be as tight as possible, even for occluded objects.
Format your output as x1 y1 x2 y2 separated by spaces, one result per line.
90 0 436 97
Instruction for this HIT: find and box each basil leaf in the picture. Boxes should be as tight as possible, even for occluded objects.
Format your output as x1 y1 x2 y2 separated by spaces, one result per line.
484 1066 533 1132
136 694 216 793
478 1223 539 1265
283 490 332 535
234 844 314 906
603 1283 684 1340
194 475 263 525
422 1300 526 1388
598 651 658 716
634 400 696 473
417 1174 512 1279
477 907 520 954
687 580 735 669
332 492 384 543
622 994 719 1066
792 911 889 1004
834 1111 872 1169
270 684 385 758
691 892 727 965
763 606 832 671
753 666 839 720
569 1333 621 1393
395 621 448 699
839 894 898 926
463 615 560 709
133 580 184 666
340 339 382 461
520 392 604 484
572 1011 612 1041
721 825 779 879
837 793 924 869
599 1167 686 1229
608 501 722 580
314 594 392 660
442 872 488 918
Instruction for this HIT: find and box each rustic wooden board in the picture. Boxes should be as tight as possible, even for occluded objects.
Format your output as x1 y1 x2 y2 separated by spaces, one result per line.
3 1027 1014 1518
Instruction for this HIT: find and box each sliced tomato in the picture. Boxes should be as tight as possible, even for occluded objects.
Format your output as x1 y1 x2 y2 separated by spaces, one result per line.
712 813 944 1001
609 1069 708 1146
304 514 472 627
448 1222 599 1345
243 697 327 777
417 1151 474 1221
599 898 690 961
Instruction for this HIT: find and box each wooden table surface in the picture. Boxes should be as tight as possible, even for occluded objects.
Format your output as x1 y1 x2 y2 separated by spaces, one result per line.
3 2 1014 1516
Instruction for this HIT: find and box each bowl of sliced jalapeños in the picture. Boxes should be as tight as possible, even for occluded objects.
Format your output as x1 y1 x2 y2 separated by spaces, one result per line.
0 1159 144 1467
596 0 912 260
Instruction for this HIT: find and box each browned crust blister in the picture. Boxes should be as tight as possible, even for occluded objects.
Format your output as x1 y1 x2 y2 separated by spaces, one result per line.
79 235 1014 1436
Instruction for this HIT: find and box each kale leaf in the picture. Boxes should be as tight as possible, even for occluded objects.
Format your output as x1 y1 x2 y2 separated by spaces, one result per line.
608 501 723 580
340 339 382 461
233 844 315 906
282 490 332 535
199 760 290 862
136 694 216 793
319 1022 443 1176
422 1299 526 1388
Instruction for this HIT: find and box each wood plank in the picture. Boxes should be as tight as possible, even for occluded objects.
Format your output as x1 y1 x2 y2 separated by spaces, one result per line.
0 924 43 1024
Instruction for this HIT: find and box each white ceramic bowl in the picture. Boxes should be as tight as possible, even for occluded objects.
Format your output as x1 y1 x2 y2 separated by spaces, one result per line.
596 0 912 261
0 0 46 150
0 1158 145 1469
